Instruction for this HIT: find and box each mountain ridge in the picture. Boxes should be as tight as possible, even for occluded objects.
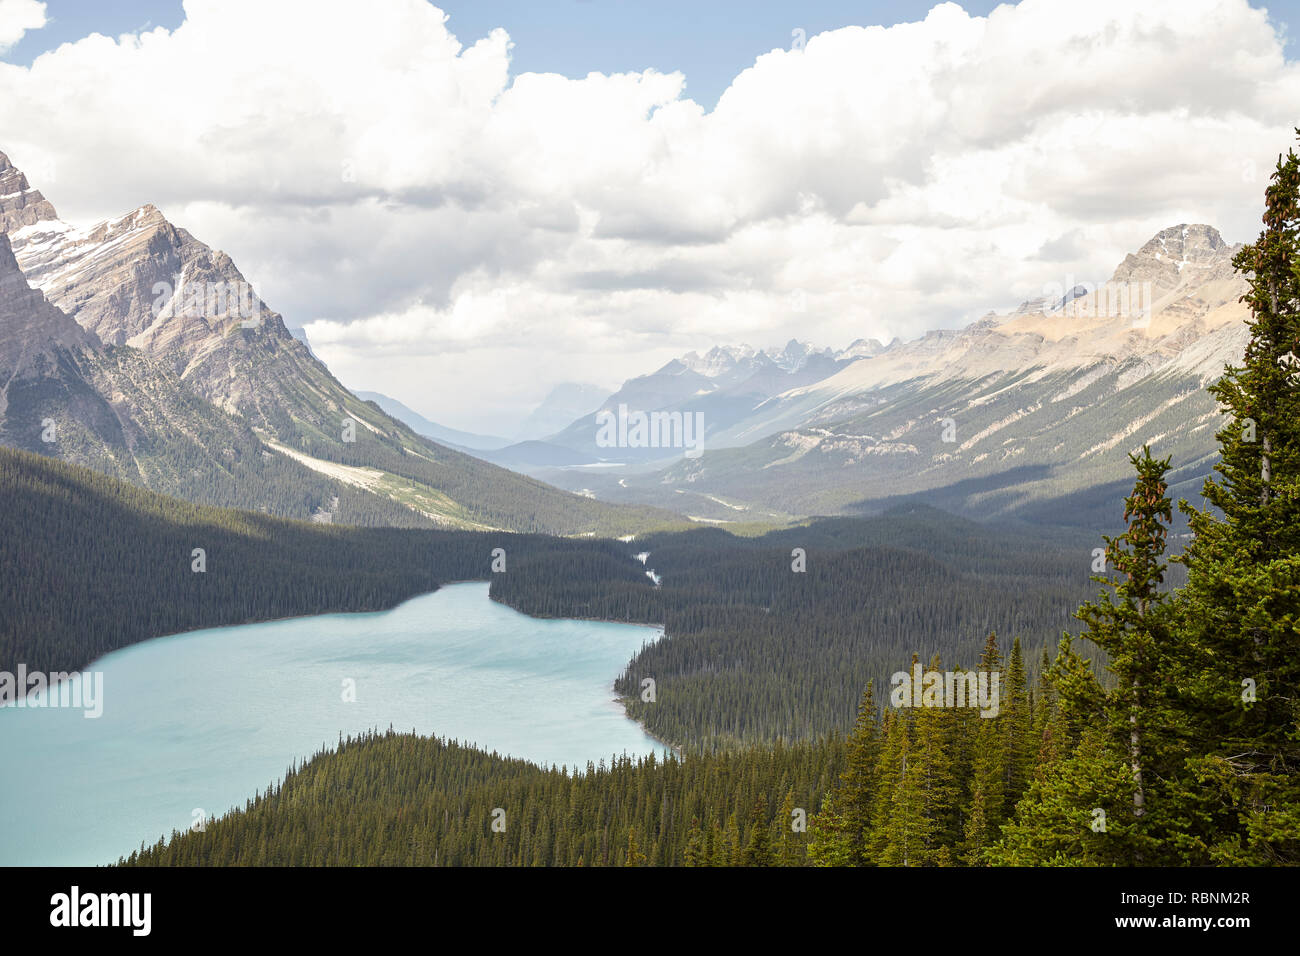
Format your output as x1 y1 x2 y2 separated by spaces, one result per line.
0 149 681 536
535 223 1249 531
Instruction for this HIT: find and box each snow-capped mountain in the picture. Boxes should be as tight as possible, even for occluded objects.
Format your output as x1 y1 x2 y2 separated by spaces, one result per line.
542 224 1251 531
677 344 761 378
516 338 851 468
7 197 325 427
0 149 669 535
677 340 838 379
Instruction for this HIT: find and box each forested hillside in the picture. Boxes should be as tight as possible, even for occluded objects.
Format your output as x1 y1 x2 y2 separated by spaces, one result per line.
0 445 641 675
812 141 1300 866
117 141 1300 868
22 138 1300 867
120 729 844 867
495 509 1100 750
4 441 1093 746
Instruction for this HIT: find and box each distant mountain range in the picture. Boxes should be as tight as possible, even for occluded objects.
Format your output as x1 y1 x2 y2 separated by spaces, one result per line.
483 338 859 471
527 224 1248 531
0 144 1249 536
0 150 677 536
353 382 611 462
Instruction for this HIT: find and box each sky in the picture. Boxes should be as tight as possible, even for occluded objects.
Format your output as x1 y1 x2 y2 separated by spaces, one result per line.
1 0 1299 435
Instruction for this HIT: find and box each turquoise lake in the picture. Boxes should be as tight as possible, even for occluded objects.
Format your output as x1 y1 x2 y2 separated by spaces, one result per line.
0 582 668 866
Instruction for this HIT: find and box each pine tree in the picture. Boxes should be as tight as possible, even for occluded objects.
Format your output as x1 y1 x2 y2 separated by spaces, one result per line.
683 818 704 867
988 727 1137 866
1002 637 1035 817
625 827 647 866
721 813 741 867
1075 446 1178 863
741 797 775 866
871 706 930 866
1171 133 1300 864
913 654 961 860
807 792 854 866
963 633 1005 863
808 681 878 864
777 789 803 867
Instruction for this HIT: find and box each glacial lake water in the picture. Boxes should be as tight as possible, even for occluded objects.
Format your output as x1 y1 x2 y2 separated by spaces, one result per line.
0 582 667 866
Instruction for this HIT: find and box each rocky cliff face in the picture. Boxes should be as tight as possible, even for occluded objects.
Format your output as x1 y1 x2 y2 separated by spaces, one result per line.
0 150 412 489
0 232 98 374
5 194 345 431
0 149 666 535
0 152 58 234
0 230 145 475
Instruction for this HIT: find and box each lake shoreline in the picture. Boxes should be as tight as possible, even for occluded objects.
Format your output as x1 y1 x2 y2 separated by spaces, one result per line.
67 579 681 761
2 582 676 865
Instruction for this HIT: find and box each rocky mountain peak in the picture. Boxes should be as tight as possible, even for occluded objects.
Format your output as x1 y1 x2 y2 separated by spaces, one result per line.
0 232 94 347
765 338 824 372
678 344 758 377
0 159 326 427
0 232 99 415
0 151 59 235
1135 223 1230 265
1110 223 1240 292
839 337 887 359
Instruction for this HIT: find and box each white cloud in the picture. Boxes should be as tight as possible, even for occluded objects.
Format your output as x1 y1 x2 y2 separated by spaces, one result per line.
0 0 1296 434
0 0 44 53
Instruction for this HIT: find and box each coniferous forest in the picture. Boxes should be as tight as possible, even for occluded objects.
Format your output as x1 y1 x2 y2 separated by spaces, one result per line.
118 137 1300 867
0 446 647 677
2 137 1297 872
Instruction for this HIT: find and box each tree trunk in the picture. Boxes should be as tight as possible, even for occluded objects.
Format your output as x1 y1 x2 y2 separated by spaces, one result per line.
1262 433 1272 505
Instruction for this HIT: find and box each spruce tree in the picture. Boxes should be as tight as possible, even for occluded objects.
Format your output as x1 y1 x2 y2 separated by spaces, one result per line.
741 797 775 866
807 792 854 866
1173 133 1300 864
624 827 646 866
777 789 803 867
808 681 878 865
988 726 1136 866
1002 637 1035 817
1075 446 1180 863
683 818 704 867
914 653 961 859
872 706 930 866
963 634 1006 863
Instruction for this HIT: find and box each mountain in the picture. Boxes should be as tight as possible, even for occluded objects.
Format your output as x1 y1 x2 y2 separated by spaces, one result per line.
352 390 510 450
516 382 608 440
0 152 57 233
0 227 364 517
0 149 679 536
285 324 315 356
9 198 363 428
0 230 108 452
547 224 1248 531
506 340 852 471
